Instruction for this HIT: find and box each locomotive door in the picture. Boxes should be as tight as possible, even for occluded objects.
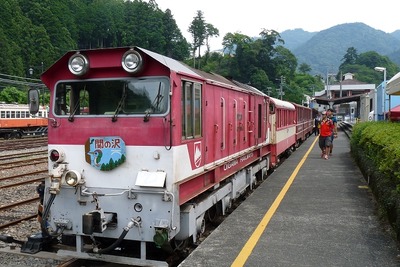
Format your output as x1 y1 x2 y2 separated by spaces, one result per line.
203 85 223 164
248 95 267 146
247 95 256 146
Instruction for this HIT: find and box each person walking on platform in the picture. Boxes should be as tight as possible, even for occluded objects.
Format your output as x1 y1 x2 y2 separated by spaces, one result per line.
314 115 320 136
318 110 334 160
327 108 338 155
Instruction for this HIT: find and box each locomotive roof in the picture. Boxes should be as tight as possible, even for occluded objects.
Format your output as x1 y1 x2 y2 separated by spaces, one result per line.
42 46 266 97
138 47 201 78
138 47 266 96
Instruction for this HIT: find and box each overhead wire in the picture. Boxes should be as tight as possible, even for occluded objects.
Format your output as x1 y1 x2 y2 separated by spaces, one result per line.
0 72 45 89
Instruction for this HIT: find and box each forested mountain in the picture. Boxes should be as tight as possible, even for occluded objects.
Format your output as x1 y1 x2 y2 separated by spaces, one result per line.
279 29 316 51
391 30 400 41
1 1 399 105
280 23 400 75
0 0 190 79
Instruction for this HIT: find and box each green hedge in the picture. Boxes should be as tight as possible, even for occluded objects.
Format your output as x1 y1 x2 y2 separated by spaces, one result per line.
350 122 400 239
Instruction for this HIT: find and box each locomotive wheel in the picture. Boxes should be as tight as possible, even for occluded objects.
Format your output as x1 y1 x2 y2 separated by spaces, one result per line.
206 205 218 223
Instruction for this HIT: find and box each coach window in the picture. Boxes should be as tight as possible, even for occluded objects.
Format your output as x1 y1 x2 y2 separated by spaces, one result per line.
181 81 202 139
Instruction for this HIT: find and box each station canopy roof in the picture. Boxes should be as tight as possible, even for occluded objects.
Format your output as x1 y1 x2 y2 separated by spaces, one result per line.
386 72 400 95
314 94 362 105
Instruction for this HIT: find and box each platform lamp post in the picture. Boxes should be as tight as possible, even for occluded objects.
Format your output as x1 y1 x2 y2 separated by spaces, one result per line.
29 62 44 77
374 67 387 120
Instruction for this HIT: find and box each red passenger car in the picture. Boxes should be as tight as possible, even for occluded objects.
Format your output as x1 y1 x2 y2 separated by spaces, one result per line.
293 102 314 147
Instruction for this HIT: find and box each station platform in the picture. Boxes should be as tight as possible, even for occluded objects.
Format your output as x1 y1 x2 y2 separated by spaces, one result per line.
179 132 400 266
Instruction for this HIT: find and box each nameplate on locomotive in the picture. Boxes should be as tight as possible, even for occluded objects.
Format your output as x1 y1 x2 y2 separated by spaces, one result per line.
85 136 126 171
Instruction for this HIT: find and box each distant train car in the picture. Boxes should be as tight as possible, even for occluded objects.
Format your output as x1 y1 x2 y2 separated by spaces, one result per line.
268 97 297 166
292 102 314 146
0 103 48 139
3 47 313 266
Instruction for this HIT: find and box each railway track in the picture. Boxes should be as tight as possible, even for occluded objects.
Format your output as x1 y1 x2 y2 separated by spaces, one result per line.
0 147 47 231
338 121 353 138
0 156 47 170
0 136 47 151
0 150 47 161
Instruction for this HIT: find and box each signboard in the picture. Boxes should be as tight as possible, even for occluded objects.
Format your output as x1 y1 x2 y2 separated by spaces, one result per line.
85 136 126 171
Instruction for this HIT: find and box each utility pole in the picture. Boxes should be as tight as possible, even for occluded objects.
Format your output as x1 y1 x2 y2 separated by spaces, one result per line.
279 76 285 100
339 71 343 98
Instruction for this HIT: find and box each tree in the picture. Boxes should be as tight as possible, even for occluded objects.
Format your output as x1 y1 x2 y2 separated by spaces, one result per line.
299 63 312 74
340 47 358 67
272 46 298 80
0 87 26 103
249 69 272 93
222 32 252 55
162 9 190 60
339 50 400 85
188 10 206 67
204 23 219 53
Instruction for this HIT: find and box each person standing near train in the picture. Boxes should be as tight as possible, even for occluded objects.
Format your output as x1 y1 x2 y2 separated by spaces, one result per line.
318 110 334 160
327 108 338 155
314 114 321 136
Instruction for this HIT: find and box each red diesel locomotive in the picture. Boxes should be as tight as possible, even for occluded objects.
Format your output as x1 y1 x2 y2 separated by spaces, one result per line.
5 47 313 266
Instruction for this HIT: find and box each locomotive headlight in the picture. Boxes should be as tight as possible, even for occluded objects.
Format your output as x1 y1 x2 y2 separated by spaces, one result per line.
49 148 66 163
68 53 89 76
64 170 82 186
121 49 143 74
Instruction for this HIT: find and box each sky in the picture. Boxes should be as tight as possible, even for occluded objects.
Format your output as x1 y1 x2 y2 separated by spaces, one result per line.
149 0 398 51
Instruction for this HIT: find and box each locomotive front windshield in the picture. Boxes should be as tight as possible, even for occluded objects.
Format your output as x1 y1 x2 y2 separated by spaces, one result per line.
54 78 169 117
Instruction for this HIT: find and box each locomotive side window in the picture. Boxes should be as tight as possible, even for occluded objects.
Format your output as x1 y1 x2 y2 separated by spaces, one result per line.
54 78 169 116
181 81 202 139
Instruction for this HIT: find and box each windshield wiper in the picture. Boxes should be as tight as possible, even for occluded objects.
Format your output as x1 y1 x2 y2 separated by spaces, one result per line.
151 82 164 112
144 83 164 122
112 86 127 122
68 86 87 122
68 99 80 122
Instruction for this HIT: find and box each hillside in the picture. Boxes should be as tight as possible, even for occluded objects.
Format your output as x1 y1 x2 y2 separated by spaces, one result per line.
280 23 400 75
279 29 316 51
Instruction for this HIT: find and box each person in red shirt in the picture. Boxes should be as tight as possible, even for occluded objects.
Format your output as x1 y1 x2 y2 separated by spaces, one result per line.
318 110 334 160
